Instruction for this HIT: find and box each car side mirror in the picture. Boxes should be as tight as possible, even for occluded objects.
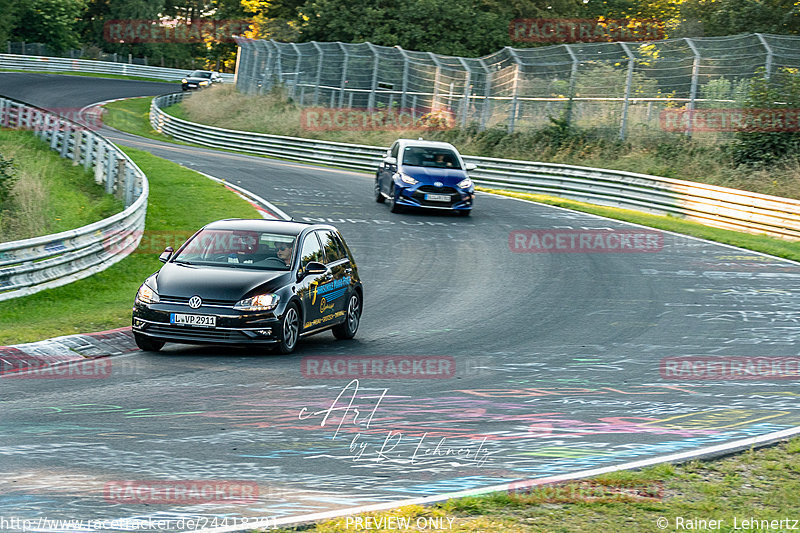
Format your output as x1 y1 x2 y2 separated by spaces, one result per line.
298 261 327 280
159 246 174 263
465 163 477 171
384 156 397 166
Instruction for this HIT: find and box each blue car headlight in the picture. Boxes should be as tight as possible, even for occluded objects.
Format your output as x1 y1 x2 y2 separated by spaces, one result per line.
395 172 418 185
457 178 473 189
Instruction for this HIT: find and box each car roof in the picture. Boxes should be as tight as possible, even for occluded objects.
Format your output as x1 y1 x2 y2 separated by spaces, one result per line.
396 139 459 151
203 219 337 236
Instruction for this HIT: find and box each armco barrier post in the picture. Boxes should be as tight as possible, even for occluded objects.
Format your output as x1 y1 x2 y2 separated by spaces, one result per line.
72 131 82 165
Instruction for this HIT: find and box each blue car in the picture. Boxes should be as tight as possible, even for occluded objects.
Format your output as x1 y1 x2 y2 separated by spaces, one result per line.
375 139 476 216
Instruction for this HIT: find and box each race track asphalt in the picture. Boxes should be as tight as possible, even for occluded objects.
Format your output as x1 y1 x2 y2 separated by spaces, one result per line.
2 73 800 530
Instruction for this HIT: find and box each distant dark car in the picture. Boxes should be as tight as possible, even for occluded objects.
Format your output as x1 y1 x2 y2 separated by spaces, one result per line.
132 219 363 354
375 139 476 216
181 70 222 91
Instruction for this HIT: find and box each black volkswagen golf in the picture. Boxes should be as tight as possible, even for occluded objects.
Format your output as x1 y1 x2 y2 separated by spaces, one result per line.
132 219 363 354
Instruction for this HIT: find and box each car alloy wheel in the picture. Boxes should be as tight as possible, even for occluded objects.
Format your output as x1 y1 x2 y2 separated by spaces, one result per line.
278 304 300 353
389 190 403 213
333 292 361 340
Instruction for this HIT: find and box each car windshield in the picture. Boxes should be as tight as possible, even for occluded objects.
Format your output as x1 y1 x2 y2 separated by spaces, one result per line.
189 71 212 78
401 147 461 169
173 229 296 270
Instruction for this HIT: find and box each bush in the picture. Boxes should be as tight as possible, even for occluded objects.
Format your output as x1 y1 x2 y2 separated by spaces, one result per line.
729 68 800 166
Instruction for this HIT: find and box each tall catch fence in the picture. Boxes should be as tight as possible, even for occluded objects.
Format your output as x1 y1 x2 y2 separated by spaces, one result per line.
233 34 800 141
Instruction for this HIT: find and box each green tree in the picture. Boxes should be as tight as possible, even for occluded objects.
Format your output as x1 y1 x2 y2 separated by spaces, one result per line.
12 0 86 52
297 0 509 56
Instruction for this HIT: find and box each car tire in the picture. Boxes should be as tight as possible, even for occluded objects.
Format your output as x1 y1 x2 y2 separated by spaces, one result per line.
375 181 385 203
134 333 165 352
333 292 362 340
277 303 300 354
389 190 403 213
457 209 471 217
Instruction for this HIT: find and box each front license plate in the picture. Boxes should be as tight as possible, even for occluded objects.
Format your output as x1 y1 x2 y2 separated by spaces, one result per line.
171 313 216 327
425 194 450 202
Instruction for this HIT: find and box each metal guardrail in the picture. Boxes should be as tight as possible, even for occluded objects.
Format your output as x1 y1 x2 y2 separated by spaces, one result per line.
0 97 149 301
0 53 235 82
151 92 800 241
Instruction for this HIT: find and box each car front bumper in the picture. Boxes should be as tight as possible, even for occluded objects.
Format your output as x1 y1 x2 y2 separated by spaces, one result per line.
395 185 474 211
132 301 281 345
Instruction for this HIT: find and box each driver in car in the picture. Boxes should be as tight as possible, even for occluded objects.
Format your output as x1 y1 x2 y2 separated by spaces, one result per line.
276 242 293 267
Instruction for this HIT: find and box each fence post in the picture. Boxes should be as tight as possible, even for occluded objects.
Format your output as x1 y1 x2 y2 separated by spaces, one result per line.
506 48 522 133
755 33 773 80
478 59 493 131
312 42 324 106
395 46 410 110
685 37 701 138
94 142 105 185
366 42 380 109
619 42 635 140
563 44 579 126
338 43 349 108
428 52 443 112
457 57 472 128
290 42 302 100
271 40 283 89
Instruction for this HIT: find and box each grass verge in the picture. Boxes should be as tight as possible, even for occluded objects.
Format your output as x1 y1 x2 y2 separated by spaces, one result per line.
0 129 123 241
272 436 800 532
0 146 260 345
0 68 179 84
481 188 800 262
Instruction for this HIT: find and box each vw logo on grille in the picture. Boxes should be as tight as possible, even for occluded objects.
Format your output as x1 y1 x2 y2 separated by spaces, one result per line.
188 296 202 309
434 181 443 187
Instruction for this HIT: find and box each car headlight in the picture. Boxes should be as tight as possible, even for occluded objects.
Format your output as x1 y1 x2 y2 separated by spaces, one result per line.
457 178 473 189
199 80 210 86
395 172 418 185
136 283 159 304
181 78 187 83
234 293 279 311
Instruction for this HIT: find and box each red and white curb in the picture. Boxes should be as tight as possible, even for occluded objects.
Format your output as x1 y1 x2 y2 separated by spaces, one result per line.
0 326 137 375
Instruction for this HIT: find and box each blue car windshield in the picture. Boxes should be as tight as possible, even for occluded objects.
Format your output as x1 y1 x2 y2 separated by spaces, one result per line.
402 147 461 169
173 229 296 270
